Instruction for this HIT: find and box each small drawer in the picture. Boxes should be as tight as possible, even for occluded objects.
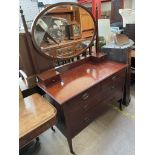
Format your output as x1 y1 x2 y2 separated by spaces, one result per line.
111 69 125 81
100 69 125 101
64 83 102 113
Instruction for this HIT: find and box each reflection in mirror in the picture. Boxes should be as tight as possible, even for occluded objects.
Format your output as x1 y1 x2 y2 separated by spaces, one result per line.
32 4 95 59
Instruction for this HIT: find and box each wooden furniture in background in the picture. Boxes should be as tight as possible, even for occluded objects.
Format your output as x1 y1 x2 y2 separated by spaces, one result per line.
79 8 95 38
46 6 74 22
124 24 135 42
123 23 135 82
130 49 135 83
131 50 135 58
78 0 112 19
102 46 131 105
78 0 111 4
111 0 124 27
19 32 54 88
19 93 57 149
37 58 127 154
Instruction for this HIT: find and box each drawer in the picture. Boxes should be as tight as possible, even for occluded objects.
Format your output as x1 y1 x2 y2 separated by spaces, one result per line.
68 101 107 137
63 69 126 137
111 69 125 81
101 69 125 101
101 69 125 89
64 83 102 113
68 95 119 138
112 69 125 100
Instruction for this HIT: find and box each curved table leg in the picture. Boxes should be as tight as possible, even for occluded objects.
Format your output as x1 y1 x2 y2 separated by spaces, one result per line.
51 126 55 132
67 138 75 154
36 137 39 142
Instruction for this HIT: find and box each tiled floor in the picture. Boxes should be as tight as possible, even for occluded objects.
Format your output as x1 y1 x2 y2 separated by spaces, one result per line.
21 84 135 155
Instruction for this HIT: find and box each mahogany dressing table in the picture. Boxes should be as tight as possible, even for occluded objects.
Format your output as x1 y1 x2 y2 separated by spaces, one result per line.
37 58 127 154
20 2 128 154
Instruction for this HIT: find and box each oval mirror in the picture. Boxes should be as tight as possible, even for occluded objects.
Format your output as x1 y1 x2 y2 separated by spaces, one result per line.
31 2 96 60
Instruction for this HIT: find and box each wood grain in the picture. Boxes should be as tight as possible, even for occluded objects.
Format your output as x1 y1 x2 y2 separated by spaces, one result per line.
37 59 127 153
38 60 128 104
19 93 57 148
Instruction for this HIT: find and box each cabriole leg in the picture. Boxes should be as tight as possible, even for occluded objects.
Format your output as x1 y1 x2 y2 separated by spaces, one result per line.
67 138 75 154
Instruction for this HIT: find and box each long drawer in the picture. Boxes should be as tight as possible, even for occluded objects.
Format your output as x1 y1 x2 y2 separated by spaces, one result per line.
63 69 126 137
63 83 102 114
66 100 107 137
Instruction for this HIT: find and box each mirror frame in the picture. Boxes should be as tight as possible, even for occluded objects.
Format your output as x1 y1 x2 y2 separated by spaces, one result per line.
31 2 96 60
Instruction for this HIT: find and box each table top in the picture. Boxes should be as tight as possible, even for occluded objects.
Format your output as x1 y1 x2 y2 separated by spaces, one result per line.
19 93 57 139
38 60 128 104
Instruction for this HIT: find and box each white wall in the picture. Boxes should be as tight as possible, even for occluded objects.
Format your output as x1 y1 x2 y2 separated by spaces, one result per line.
19 0 39 23
125 0 135 9
132 0 135 9
124 0 132 9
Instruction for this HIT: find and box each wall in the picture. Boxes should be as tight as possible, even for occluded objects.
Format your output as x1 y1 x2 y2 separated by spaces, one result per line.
101 0 135 13
19 0 39 28
124 0 132 9
79 0 134 18
132 0 135 9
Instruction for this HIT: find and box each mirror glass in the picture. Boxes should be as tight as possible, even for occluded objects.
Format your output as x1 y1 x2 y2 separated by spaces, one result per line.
31 3 95 59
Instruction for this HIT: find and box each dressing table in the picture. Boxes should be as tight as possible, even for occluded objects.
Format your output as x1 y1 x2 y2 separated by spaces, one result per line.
20 2 128 154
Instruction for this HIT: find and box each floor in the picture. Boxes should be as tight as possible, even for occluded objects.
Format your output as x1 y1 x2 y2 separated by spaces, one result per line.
21 84 135 155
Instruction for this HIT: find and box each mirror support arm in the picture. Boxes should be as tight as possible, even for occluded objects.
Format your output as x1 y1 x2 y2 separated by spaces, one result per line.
95 5 99 53
20 6 40 74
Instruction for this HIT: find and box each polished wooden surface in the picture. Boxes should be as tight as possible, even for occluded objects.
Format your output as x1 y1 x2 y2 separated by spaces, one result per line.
63 69 126 138
37 59 127 153
19 93 57 148
38 60 127 104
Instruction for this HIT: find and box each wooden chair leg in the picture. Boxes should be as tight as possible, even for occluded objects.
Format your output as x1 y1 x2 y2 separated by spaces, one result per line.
36 137 39 142
119 99 123 111
67 138 75 154
51 126 55 132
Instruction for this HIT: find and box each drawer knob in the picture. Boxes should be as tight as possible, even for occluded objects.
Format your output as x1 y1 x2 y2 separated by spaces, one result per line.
82 93 89 100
